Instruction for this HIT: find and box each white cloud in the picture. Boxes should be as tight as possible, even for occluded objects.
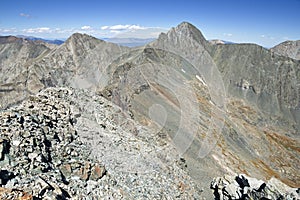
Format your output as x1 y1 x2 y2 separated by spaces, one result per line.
112 27 168 39
81 26 91 30
101 24 146 31
101 26 109 30
0 28 17 33
0 24 167 40
20 13 31 18
99 24 167 38
23 27 51 33
110 30 121 34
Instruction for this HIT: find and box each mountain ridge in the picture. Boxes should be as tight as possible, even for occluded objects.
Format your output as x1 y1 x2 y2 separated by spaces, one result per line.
0 22 299 199
271 40 300 60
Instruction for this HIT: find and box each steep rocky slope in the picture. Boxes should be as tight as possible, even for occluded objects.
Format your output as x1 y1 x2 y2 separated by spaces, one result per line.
99 22 300 196
0 22 299 199
0 36 53 108
271 40 300 60
209 43 299 128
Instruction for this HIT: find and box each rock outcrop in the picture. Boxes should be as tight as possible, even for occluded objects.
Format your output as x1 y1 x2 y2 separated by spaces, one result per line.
211 174 299 200
271 40 300 60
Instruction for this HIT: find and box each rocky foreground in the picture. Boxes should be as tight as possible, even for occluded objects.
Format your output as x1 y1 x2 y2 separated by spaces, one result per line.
0 87 298 199
0 87 202 199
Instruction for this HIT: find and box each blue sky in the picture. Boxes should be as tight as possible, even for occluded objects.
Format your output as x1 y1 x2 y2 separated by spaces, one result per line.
0 0 299 47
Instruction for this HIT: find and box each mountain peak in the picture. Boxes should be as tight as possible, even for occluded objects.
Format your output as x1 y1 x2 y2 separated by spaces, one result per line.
155 22 209 49
175 22 207 42
66 32 101 44
271 40 300 60
176 21 198 31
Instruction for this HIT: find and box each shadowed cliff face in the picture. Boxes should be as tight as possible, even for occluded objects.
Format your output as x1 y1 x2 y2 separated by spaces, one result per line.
0 22 299 198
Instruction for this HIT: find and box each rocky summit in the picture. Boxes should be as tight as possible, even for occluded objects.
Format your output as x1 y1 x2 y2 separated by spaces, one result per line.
0 22 299 199
271 40 300 60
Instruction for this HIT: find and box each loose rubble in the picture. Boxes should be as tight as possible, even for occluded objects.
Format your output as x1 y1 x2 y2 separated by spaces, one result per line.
0 88 108 199
2 87 298 199
0 87 203 199
211 174 300 200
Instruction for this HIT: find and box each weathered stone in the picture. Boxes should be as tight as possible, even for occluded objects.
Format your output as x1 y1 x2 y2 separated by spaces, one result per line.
60 163 72 178
211 175 299 200
0 187 33 200
80 162 91 181
28 153 38 160
90 164 106 181
12 140 21 146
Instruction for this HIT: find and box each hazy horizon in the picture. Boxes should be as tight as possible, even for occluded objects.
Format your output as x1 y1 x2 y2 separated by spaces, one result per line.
1 0 299 47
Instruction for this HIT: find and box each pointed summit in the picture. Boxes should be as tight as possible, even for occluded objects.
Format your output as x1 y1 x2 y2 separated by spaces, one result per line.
174 22 208 44
67 32 98 41
65 33 102 47
152 22 210 51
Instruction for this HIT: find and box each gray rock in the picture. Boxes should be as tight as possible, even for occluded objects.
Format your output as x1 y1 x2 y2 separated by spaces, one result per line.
271 40 300 60
211 174 299 200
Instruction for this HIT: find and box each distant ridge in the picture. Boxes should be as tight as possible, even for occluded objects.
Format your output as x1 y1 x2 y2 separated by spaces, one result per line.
103 37 155 47
0 35 23 44
209 39 235 45
16 35 65 45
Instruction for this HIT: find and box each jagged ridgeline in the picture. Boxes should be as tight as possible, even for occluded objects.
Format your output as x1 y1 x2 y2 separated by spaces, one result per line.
0 22 299 199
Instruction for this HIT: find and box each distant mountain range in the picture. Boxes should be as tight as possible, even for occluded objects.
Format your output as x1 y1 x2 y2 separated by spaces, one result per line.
12 35 155 47
102 37 156 47
16 35 65 45
208 39 235 45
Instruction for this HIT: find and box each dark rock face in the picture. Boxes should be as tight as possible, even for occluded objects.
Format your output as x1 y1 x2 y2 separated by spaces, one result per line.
271 40 300 60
